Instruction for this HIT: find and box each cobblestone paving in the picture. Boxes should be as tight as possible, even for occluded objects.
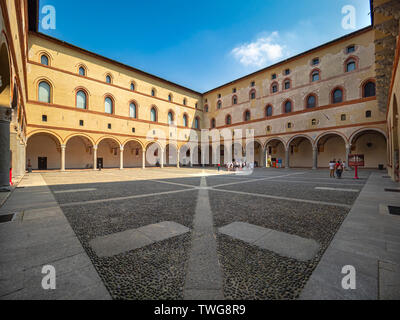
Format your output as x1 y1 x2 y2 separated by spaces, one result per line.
40 168 369 300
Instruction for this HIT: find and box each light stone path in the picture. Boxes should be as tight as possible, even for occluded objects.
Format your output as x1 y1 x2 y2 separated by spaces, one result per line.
184 175 224 300
315 187 360 192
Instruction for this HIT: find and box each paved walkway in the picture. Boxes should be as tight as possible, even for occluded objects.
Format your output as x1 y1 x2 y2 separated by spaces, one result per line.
0 173 110 300
300 172 400 300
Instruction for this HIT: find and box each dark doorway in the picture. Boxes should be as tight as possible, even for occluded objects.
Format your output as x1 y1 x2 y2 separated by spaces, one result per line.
38 157 47 170
97 158 103 169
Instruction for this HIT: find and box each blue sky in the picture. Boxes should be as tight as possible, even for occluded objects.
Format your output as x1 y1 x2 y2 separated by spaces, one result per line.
38 0 372 92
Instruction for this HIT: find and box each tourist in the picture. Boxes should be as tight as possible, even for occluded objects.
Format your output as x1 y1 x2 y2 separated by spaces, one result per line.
335 159 344 179
329 160 335 178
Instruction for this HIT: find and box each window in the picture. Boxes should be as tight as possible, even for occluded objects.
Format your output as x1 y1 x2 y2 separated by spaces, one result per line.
244 110 251 121
233 88 237 93
306 95 316 108
195 103 198 109
42 115 47 122
130 83 135 91
168 94 172 102
287 122 292 129
311 119 317 126
218 94 221 98
226 115 232 125
132 128 136 133
266 126 271 132
346 59 356 72
183 98 187 106
129 103 137 118
271 74 277 80
205 105 209 112
41 55 49 66
272 84 278 93
183 114 188 127
232 96 238 105
76 90 87 109
168 111 174 125
311 70 320 82
266 105 273 117
105 97 113 114
79 120 84 126
363 81 376 98
211 118 216 129
284 80 291 90
195 117 200 129
341 114 346 121
251 81 255 87
150 107 157 122
79 67 86 76
366 110 372 118
250 90 256 100
347 45 355 53
284 69 290 75
332 88 343 104
217 101 222 109
284 100 292 113
106 75 112 84
151 89 156 97
312 58 319 65
108 123 112 129
38 81 51 103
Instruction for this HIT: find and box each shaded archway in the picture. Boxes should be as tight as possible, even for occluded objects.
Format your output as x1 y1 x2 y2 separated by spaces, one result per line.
97 137 121 169
165 143 178 166
350 129 387 169
123 140 143 168
288 136 313 168
145 141 163 167
246 140 264 167
393 95 399 180
0 43 11 107
265 138 286 168
26 132 61 170
65 135 94 169
316 133 347 168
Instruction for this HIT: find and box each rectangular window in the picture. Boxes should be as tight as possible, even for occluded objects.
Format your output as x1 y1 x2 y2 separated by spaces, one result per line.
251 81 255 87
108 123 112 129
341 114 346 121
347 45 355 53
232 88 236 93
79 120 84 126
42 115 47 122
312 58 319 65
271 74 277 80
285 69 290 75
132 127 135 133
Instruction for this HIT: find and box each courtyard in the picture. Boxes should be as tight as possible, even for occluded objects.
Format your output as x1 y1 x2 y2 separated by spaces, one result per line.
4 167 396 300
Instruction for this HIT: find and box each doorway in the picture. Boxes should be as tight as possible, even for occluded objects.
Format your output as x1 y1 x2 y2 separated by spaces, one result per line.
38 157 47 170
97 158 103 169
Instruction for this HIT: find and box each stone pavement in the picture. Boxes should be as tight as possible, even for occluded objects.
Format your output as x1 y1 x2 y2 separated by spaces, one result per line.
300 172 400 300
0 173 110 300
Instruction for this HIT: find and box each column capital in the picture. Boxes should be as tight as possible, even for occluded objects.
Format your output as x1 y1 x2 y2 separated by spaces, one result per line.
120 146 124 151
93 145 98 150
61 144 66 150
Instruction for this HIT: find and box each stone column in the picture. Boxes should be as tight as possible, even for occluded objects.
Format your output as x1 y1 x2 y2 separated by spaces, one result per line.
120 146 124 170
93 145 98 170
346 144 351 169
177 149 180 168
61 144 66 172
0 107 11 191
160 148 164 168
142 148 146 169
285 148 290 169
312 146 318 170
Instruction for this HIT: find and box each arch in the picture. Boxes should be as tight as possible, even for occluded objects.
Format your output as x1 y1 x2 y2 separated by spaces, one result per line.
150 105 158 122
97 136 122 169
168 93 173 102
0 42 11 107
204 104 209 112
265 104 273 117
26 131 63 170
246 139 264 167
315 131 348 148
65 135 95 169
361 78 376 98
145 140 164 167
264 136 286 150
64 133 95 146
105 73 113 84
122 138 145 149
243 109 251 122
287 135 314 168
151 87 157 97
75 87 89 110
283 78 291 90
129 100 138 118
130 81 136 91
270 81 279 94
27 130 62 145
182 113 189 127
167 109 175 125
123 139 144 168
96 135 122 146
165 143 178 166
225 114 232 125
104 95 114 114
349 127 387 145
36 50 53 64
78 64 87 76
305 93 318 109
331 86 346 104
344 55 359 73
232 95 238 105
265 137 287 168
287 134 314 148
310 68 321 82
37 80 52 103
249 88 256 100
282 99 293 114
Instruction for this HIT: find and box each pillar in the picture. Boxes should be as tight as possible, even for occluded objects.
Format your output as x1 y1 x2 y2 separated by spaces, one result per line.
346 144 351 169
312 146 318 170
177 149 180 168
142 148 145 169
120 146 124 170
160 148 164 168
0 107 11 191
93 145 98 170
61 144 66 172
285 148 290 169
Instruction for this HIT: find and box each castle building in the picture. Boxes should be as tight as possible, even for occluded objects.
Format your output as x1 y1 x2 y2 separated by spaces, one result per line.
0 0 399 191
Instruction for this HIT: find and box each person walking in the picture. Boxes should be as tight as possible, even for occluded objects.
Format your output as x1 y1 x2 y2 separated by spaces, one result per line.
329 160 336 178
335 159 344 179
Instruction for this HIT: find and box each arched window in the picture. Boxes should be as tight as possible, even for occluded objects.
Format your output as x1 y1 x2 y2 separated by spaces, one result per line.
232 95 238 105
250 89 256 100
38 81 51 103
41 55 49 66
151 89 156 97
76 90 87 109
183 114 188 127
226 115 232 125
150 107 157 122
211 118 216 129
284 100 292 113
217 101 222 109
105 97 113 114
195 117 200 129
205 105 209 112
332 88 343 104
266 105 273 117
306 94 316 108
271 83 278 93
129 103 137 118
168 111 174 125
284 80 291 90
311 70 320 82
244 110 251 121
363 81 376 97
106 75 112 84
130 83 135 91
168 94 172 102
79 67 86 76
346 59 356 72
183 98 187 106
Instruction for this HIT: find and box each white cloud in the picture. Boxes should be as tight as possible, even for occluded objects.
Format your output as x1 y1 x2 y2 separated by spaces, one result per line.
231 32 284 68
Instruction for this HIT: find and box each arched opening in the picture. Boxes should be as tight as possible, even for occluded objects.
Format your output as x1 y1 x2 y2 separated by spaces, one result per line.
350 129 387 169
265 139 286 168
316 133 346 168
246 141 263 167
97 138 121 169
27 132 61 170
123 140 143 168
0 43 11 107
65 136 94 169
165 144 178 166
145 142 163 167
288 136 313 168
392 95 399 180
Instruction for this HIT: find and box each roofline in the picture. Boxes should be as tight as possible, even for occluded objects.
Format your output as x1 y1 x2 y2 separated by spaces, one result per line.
203 26 373 95
29 31 203 96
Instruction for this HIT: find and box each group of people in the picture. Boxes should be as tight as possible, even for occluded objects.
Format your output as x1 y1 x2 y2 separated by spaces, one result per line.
220 160 254 172
329 159 345 179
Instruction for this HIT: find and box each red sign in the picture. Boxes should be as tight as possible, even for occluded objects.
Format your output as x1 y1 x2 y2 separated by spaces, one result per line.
349 154 365 167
